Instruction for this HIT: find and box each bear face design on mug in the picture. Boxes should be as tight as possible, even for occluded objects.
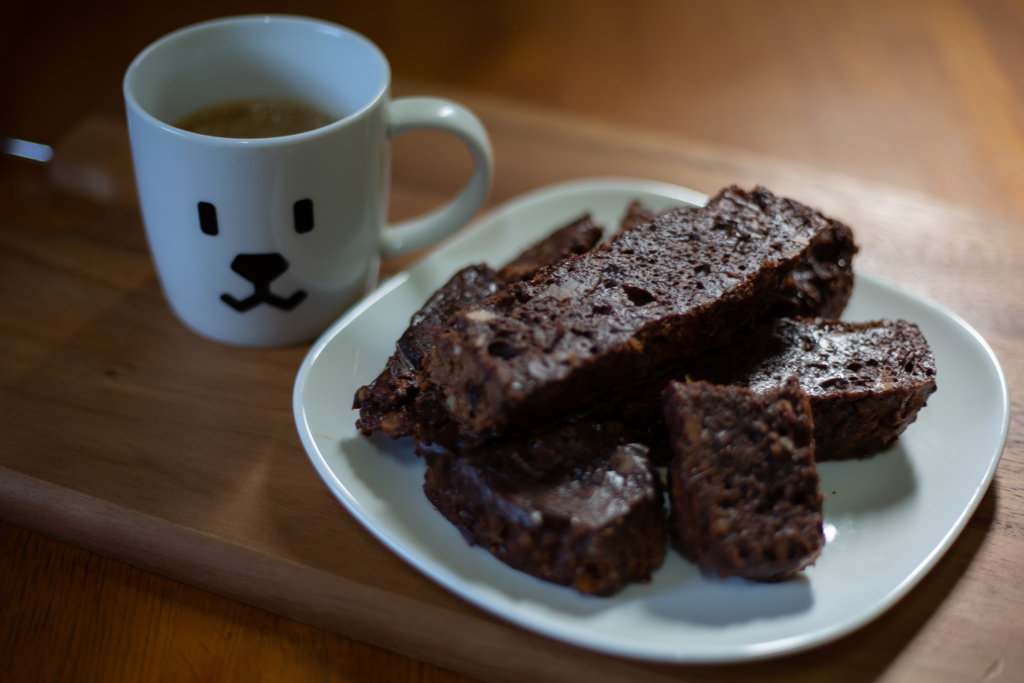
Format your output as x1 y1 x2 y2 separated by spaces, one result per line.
124 15 492 347
199 198 309 313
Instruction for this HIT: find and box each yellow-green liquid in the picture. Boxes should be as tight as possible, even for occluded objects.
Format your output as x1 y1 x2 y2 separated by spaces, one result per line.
175 97 336 138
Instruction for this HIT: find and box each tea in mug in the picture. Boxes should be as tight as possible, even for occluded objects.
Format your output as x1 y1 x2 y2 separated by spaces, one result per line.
176 97 336 138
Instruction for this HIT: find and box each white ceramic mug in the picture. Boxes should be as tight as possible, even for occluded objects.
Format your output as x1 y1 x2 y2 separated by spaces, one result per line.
124 15 493 347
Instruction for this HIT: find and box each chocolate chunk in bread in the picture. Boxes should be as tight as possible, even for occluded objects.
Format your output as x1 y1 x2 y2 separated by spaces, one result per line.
498 214 603 283
763 211 858 319
419 419 666 596
663 378 824 581
425 186 833 436
694 317 937 460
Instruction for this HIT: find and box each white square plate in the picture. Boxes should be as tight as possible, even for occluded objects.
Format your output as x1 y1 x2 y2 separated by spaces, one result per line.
293 178 1008 663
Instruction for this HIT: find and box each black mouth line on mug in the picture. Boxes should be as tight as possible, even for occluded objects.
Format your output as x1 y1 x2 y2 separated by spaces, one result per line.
221 252 307 312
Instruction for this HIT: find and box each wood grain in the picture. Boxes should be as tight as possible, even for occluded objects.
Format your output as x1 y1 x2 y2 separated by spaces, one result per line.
0 520 477 683
2 1 1024 681
6 0 1024 222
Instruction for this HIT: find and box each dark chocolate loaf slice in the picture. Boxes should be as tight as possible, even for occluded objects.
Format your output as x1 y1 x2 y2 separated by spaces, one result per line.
497 214 603 284
425 186 833 436
620 317 937 463
419 420 666 596
626 199 858 319
354 264 504 438
693 317 937 460
617 200 657 235
663 378 824 582
354 215 604 438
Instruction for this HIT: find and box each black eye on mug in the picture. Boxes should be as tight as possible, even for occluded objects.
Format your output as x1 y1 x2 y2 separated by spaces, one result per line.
294 198 314 234
198 201 219 235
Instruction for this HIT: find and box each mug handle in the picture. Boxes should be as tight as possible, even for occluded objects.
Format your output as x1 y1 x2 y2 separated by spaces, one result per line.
381 97 494 258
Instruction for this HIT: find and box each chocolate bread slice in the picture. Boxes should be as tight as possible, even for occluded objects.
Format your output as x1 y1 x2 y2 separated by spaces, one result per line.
354 264 504 438
497 214 603 283
617 200 657 235
419 419 666 596
354 214 604 439
663 378 824 581
617 317 937 463
626 199 858 319
693 318 937 460
425 186 834 436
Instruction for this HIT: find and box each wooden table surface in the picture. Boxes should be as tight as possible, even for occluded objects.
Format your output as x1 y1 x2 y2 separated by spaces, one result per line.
2 1 1023 681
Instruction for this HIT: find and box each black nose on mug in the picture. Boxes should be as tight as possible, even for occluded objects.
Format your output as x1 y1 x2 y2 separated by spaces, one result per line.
221 252 307 312
230 253 290 283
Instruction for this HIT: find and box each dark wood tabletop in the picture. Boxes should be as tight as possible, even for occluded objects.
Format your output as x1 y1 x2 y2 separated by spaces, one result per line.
3 2 1023 681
